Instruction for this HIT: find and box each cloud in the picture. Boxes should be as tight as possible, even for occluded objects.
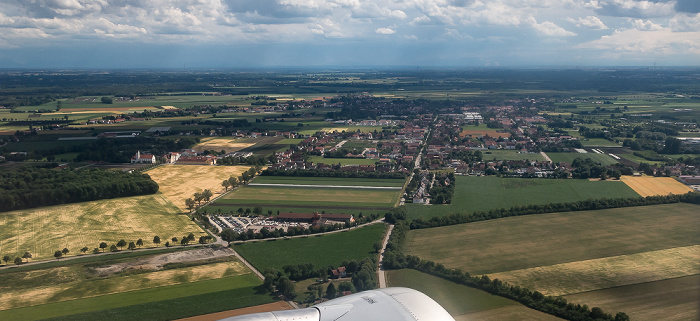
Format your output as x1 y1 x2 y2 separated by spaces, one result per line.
528 17 577 36
578 27 700 55
594 0 676 18
631 18 662 30
670 14 700 32
375 27 396 34
567 16 609 29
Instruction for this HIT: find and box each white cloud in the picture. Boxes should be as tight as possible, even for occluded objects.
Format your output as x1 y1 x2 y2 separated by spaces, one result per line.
375 27 396 34
567 16 608 29
579 28 700 55
631 19 662 31
670 14 700 32
594 0 676 18
528 17 577 36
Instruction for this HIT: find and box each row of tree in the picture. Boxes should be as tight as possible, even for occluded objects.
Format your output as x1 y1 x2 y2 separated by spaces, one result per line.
261 168 407 179
0 167 159 212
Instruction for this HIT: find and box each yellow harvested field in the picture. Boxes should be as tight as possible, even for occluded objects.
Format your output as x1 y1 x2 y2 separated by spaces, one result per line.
620 176 692 197
0 261 248 311
0 194 205 261
488 245 700 296
320 127 349 132
147 165 252 210
193 138 256 151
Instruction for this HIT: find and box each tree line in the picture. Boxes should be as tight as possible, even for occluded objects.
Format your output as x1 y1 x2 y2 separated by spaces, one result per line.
0 167 159 212
381 222 630 321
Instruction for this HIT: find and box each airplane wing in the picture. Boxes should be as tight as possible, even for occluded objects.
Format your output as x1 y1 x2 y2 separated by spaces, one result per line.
219 287 454 321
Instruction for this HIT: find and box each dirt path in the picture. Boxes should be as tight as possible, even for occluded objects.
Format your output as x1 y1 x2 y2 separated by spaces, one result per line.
377 223 394 288
540 151 552 163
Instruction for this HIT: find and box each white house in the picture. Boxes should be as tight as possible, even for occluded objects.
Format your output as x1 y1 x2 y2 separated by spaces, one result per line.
131 151 156 164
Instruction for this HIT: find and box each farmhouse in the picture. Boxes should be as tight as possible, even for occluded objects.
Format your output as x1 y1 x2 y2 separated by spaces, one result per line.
177 155 217 165
131 151 156 164
276 212 355 225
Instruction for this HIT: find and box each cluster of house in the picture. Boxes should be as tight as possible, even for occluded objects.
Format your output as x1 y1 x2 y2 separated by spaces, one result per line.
130 149 217 165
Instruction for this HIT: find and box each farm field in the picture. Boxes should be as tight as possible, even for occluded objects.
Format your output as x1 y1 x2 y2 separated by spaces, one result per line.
619 176 693 197
406 176 639 220
215 185 401 209
252 176 405 187
563 274 700 321
405 203 700 275
176 301 292 321
1 274 271 321
386 269 518 317
580 138 620 146
460 124 511 138
192 137 257 152
481 150 545 161
546 152 618 165
147 165 252 210
0 194 205 261
0 255 248 311
234 223 386 271
236 136 288 156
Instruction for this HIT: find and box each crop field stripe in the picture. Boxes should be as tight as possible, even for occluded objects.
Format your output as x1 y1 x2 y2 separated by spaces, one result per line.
487 245 700 296
247 183 402 190
0 273 263 321
619 176 692 197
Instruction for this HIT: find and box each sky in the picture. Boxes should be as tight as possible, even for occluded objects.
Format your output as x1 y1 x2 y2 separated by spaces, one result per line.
0 0 699 68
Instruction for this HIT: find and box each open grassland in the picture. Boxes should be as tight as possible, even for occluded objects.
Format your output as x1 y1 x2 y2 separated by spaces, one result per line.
386 269 518 318
147 165 252 210
563 275 700 321
546 152 618 165
237 137 287 156
235 223 386 271
0 194 205 261
406 176 639 219
488 245 700 296
481 150 545 161
0 259 248 311
620 176 693 197
460 124 511 138
405 203 700 275
253 176 405 187
216 185 400 209
1 274 271 321
192 137 256 152
580 138 621 146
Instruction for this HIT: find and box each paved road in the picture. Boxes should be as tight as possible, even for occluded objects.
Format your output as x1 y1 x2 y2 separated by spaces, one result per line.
377 224 394 288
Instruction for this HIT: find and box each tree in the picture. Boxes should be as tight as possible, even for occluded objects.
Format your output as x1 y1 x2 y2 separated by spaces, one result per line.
54 250 63 260
185 198 196 212
220 228 238 246
3 255 10 265
101 96 113 104
373 242 382 253
202 189 213 202
92 248 100 254
99 242 108 252
80 246 89 254
172 237 178 243
116 239 127 250
222 180 231 192
277 278 296 299
62 248 69 256
199 236 209 244
326 282 337 299
110 244 118 252
153 235 161 246
187 233 195 241
128 242 136 251
180 238 189 246
14 257 22 265
22 251 32 263
165 241 170 247
136 239 143 248
253 206 263 215
228 176 239 188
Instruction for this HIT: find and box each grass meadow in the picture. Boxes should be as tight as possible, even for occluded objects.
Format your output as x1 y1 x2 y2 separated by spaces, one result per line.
0 194 205 261
406 176 639 220
546 152 619 165
481 150 545 162
252 176 406 187
307 155 379 166
405 203 700 275
216 185 401 209
235 223 386 271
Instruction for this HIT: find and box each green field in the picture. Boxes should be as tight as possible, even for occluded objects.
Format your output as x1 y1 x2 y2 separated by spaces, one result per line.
252 176 406 187
546 152 619 165
0 194 205 261
0 274 270 321
481 150 545 161
386 269 517 317
406 176 639 219
405 203 700 275
216 185 401 209
235 223 386 271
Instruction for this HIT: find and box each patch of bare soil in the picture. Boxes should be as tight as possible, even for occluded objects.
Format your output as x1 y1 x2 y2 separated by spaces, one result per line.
91 247 236 276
